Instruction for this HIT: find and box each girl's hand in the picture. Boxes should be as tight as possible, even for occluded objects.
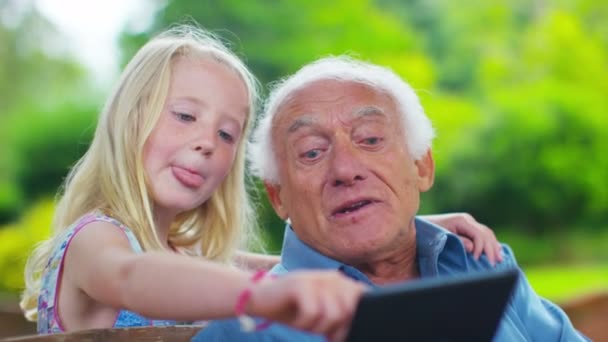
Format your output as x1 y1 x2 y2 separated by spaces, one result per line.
248 270 365 342
420 213 503 265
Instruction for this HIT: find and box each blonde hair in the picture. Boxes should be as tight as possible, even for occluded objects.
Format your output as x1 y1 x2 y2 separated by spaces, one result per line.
20 24 261 321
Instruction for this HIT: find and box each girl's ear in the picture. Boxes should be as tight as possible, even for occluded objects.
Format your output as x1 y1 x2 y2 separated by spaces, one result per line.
415 149 435 192
264 182 289 220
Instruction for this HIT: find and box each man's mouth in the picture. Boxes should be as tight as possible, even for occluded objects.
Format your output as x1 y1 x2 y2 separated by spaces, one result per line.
332 199 375 216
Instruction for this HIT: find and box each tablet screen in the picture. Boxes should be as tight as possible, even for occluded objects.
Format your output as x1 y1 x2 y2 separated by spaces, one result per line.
345 269 518 342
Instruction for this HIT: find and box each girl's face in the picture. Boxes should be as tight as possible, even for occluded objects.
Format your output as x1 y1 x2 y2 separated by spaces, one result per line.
143 56 249 218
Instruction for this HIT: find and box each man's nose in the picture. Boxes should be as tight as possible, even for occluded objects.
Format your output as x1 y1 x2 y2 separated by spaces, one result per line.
329 143 366 187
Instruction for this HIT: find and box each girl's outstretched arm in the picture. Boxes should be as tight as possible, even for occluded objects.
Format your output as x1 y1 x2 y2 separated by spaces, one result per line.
63 221 363 340
233 251 280 271
65 221 252 320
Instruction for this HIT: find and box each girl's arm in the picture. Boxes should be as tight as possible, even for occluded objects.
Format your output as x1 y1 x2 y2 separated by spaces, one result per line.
419 212 503 265
233 251 280 271
65 221 250 320
64 221 362 339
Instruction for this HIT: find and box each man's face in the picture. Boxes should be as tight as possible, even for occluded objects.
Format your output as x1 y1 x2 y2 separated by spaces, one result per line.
265 80 434 264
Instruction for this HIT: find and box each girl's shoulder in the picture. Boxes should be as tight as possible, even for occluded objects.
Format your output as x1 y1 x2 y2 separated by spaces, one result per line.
38 211 144 333
81 210 133 233
58 211 144 256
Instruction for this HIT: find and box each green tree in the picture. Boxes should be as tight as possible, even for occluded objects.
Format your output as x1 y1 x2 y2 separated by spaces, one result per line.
427 9 608 232
0 0 85 114
0 0 92 223
121 0 436 88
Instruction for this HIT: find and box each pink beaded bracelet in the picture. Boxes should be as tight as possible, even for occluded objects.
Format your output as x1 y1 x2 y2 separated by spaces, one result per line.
235 270 273 332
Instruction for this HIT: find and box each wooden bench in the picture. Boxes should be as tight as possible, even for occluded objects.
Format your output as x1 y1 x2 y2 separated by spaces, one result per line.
2 325 204 342
560 290 608 342
3 291 606 341
0 303 36 339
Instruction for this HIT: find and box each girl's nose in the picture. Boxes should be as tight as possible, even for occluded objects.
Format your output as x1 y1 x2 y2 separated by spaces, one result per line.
193 134 216 156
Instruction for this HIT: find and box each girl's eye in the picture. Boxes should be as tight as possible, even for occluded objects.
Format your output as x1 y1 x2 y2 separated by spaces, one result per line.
174 112 196 122
218 130 234 143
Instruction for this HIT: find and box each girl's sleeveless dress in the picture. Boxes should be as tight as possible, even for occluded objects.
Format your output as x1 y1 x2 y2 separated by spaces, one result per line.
37 212 177 333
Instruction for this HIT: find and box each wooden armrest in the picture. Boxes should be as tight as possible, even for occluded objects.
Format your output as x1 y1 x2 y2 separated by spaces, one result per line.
560 290 608 342
2 325 205 342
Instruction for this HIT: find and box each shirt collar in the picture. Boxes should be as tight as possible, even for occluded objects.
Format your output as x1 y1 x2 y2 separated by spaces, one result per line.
280 224 344 272
279 217 464 282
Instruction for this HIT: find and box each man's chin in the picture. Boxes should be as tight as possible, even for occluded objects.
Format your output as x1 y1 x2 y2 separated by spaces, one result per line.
329 237 392 260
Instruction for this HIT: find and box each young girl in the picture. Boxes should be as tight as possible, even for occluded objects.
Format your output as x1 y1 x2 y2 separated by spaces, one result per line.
20 24 500 341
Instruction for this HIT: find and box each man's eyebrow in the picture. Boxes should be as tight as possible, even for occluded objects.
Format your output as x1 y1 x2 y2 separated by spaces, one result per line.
353 105 387 119
287 115 316 133
285 106 386 133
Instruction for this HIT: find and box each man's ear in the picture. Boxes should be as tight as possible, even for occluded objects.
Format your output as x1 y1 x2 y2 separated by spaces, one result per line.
415 149 435 192
264 181 289 220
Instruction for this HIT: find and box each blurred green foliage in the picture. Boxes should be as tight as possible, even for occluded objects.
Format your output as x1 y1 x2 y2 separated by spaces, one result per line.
0 0 606 296
0 98 97 225
0 1 96 222
0 1 86 114
498 227 608 266
426 7 608 231
120 0 433 92
120 0 607 241
8 104 96 201
0 199 53 292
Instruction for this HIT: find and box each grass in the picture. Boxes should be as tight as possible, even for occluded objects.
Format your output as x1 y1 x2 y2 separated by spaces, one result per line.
524 264 608 303
497 227 608 266
495 227 608 303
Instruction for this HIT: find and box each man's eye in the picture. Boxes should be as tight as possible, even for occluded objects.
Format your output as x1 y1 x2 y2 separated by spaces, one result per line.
363 137 382 145
303 149 321 159
218 130 234 143
174 112 195 122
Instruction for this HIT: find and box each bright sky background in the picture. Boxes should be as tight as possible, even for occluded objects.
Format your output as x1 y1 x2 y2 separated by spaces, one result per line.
35 0 157 85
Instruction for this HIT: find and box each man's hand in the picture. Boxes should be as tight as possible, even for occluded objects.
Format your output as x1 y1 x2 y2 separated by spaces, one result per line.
421 213 503 265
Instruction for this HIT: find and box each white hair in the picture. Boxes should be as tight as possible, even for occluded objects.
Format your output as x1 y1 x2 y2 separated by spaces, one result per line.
248 55 435 183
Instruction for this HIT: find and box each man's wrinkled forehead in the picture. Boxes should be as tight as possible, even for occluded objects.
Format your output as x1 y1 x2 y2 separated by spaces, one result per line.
284 105 389 135
271 79 397 128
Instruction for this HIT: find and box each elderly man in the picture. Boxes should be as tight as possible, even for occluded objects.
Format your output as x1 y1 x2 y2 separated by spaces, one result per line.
193 56 588 341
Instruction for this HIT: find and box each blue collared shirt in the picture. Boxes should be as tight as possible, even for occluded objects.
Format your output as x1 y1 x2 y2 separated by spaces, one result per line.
193 218 589 341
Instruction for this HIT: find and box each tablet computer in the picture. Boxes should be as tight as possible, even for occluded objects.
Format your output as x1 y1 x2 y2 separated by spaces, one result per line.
345 269 518 342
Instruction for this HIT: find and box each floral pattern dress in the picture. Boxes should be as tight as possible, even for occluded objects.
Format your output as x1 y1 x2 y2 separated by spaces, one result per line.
37 211 177 333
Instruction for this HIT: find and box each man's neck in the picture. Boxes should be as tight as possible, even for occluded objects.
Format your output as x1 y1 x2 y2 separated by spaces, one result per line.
352 236 419 285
